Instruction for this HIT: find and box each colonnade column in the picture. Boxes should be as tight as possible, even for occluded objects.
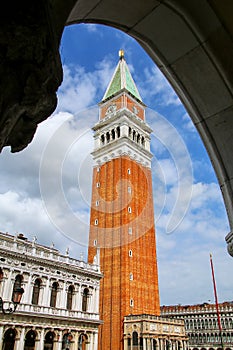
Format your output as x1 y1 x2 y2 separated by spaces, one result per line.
3 269 12 299
24 274 32 304
16 327 25 350
93 331 99 350
0 326 4 349
42 278 50 306
77 285 82 310
94 286 99 313
56 330 63 350
60 281 67 308
37 328 45 350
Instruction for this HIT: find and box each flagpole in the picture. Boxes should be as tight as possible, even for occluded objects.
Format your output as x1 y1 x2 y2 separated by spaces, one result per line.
210 253 224 350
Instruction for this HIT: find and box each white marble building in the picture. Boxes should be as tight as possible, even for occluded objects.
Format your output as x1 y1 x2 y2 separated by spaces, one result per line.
0 232 102 350
161 303 233 350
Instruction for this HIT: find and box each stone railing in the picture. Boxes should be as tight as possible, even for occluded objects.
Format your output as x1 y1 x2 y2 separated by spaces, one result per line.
161 304 233 315
16 303 100 321
124 314 184 325
0 235 100 273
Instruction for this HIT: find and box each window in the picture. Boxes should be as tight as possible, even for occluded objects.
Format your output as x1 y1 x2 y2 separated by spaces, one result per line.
96 182 100 188
0 268 3 282
12 274 23 301
129 127 132 137
128 186 131 193
94 239 97 246
94 219 98 226
130 273 133 281
66 285 74 310
128 207 132 213
132 331 138 348
128 227 132 235
130 299 134 307
82 288 89 312
132 130 136 141
50 282 58 307
127 169 131 175
96 200 99 206
32 278 41 305
141 136 145 147
129 250 133 257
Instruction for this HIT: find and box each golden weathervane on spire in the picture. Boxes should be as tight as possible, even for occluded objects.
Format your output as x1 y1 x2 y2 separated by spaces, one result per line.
119 49 124 59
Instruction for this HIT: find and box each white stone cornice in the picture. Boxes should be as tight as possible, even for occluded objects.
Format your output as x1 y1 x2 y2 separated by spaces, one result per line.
92 137 152 168
93 108 152 134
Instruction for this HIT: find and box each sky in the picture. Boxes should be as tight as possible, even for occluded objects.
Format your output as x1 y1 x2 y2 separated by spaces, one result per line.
0 23 232 306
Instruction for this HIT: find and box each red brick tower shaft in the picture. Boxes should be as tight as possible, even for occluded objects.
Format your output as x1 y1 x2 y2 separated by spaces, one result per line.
88 51 160 350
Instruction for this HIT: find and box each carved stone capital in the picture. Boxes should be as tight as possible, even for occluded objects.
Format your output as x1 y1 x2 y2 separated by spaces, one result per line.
226 231 233 257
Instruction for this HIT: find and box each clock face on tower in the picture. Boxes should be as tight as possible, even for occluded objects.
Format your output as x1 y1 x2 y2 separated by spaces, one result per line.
105 104 117 115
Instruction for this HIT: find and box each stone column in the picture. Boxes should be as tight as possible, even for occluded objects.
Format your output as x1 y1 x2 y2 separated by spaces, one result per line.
0 326 4 349
16 327 25 350
24 274 32 304
143 337 147 350
60 281 67 309
42 277 50 306
77 285 82 310
3 269 13 300
93 331 99 350
72 285 79 311
123 336 128 350
37 328 45 350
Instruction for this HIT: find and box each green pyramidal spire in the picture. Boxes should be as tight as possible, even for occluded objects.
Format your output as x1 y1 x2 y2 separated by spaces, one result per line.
102 50 142 102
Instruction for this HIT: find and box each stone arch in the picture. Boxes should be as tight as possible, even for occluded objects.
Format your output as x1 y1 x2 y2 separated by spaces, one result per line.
132 331 138 349
78 333 88 350
31 278 42 305
24 329 37 350
50 281 59 307
62 332 73 350
82 287 89 312
66 284 75 310
2 328 17 350
44 331 55 350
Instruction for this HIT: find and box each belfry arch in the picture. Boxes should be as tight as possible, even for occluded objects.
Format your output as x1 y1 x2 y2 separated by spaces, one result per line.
1 1 233 255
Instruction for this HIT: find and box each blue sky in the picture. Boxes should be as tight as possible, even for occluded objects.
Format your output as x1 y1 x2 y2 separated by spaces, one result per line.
0 23 232 305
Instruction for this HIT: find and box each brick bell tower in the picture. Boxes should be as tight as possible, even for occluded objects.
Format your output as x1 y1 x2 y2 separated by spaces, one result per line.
88 50 160 350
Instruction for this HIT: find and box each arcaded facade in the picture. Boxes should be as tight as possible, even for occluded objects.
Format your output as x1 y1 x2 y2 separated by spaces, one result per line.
0 231 102 350
124 314 188 350
161 302 233 350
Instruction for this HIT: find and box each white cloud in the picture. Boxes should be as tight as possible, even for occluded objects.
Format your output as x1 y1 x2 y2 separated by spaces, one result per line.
56 58 114 114
182 112 196 132
139 65 182 107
